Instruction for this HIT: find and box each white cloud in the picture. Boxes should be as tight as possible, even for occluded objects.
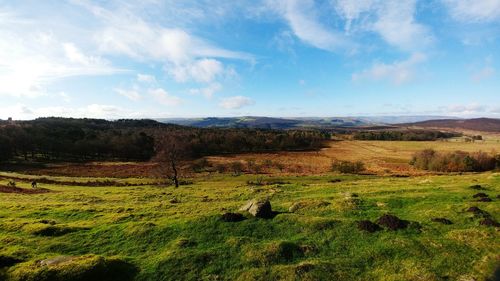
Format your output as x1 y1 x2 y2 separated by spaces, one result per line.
58 92 71 103
334 0 375 32
333 0 433 50
352 52 426 84
0 13 125 98
169 58 225 83
114 87 142 101
371 0 432 50
491 106 500 113
189 83 222 98
443 0 500 22
219 96 255 109
446 103 487 114
76 2 254 85
137 73 156 83
149 88 182 106
268 0 350 51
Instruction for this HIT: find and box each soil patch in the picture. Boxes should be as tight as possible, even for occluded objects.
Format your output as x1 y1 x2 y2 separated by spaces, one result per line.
472 193 489 198
0 255 22 268
469 184 486 190
356 220 381 233
479 218 500 227
221 212 246 222
0 184 51 194
376 214 409 230
477 197 492 202
466 207 490 218
431 218 453 225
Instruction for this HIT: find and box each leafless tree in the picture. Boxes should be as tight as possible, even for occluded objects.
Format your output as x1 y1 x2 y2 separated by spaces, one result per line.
153 132 190 187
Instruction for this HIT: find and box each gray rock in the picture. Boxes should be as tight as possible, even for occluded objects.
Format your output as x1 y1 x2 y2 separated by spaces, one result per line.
38 256 75 266
240 199 273 218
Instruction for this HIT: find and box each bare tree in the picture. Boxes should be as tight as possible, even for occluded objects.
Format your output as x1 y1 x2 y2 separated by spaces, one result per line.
153 132 190 187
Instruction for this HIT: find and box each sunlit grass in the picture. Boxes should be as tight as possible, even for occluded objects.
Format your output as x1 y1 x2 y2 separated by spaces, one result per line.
1 172 498 280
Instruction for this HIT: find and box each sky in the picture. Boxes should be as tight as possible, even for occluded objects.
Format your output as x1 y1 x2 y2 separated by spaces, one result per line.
0 0 499 119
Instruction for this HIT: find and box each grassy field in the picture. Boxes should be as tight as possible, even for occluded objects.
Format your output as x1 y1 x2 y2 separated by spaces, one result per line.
0 170 499 280
209 136 500 175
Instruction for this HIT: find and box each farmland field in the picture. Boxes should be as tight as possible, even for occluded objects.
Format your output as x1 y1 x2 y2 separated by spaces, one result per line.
0 139 499 281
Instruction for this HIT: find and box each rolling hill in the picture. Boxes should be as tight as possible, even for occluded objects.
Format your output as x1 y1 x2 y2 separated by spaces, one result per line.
402 118 500 132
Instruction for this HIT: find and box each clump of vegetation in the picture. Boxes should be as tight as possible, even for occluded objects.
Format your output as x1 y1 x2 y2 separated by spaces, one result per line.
229 161 244 176
356 220 381 233
221 212 246 222
353 130 460 141
331 160 365 174
431 218 453 225
376 214 409 231
410 149 500 172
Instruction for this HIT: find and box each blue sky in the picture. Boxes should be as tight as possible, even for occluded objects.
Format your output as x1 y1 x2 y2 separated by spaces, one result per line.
0 0 499 119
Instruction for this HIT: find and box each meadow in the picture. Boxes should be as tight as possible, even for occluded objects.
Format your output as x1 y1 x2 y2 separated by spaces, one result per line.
208 134 500 175
0 164 499 280
1 134 500 281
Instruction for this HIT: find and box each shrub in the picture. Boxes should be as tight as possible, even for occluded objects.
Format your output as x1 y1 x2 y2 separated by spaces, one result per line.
331 160 365 174
230 161 244 176
410 149 498 172
191 158 210 173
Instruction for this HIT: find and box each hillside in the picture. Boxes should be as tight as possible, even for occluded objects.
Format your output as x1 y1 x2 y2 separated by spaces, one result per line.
159 116 466 129
403 118 500 132
159 117 374 129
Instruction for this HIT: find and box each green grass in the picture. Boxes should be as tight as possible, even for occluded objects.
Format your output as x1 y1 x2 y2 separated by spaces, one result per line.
0 172 499 280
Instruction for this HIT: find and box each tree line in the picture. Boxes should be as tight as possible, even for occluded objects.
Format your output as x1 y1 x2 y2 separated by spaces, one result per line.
353 130 461 141
410 149 500 172
0 118 330 162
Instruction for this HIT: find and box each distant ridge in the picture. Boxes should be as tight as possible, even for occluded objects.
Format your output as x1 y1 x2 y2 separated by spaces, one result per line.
158 116 464 129
158 116 369 129
402 118 500 132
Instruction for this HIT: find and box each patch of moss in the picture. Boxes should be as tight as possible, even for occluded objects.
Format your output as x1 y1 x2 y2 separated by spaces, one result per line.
6 255 138 281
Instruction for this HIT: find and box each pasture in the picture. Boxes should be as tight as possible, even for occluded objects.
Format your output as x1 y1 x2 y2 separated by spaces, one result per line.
0 170 499 280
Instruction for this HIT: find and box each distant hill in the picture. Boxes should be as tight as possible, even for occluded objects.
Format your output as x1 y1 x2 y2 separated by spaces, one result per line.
358 115 460 124
158 116 371 129
158 116 466 129
402 118 500 132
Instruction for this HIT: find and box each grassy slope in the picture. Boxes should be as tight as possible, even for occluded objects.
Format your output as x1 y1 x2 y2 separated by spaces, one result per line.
0 172 499 280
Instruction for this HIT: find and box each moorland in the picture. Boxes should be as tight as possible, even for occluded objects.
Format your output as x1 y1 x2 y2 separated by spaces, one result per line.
0 117 499 281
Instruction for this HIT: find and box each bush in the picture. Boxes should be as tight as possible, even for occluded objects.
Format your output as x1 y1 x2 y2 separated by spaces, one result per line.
331 160 365 174
230 161 244 175
410 149 499 172
190 158 210 173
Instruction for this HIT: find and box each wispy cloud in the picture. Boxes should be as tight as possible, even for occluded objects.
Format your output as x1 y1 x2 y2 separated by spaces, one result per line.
219 96 254 109
114 87 142 101
189 83 222 99
137 73 157 83
442 0 500 22
149 88 182 106
267 0 351 52
334 0 433 51
352 52 427 84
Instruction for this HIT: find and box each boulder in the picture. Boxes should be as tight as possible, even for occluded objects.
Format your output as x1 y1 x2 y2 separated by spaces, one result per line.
239 199 273 218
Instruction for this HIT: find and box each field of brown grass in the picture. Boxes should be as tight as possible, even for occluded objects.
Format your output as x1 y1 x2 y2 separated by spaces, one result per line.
207 135 500 175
